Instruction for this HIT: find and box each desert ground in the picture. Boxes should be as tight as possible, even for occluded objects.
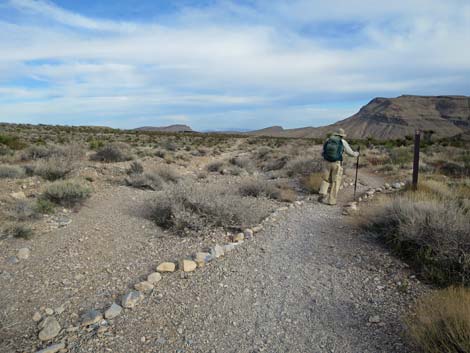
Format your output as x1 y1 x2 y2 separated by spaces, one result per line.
0 124 469 353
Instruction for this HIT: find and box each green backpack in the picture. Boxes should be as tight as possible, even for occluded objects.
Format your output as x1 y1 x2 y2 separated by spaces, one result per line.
323 135 344 162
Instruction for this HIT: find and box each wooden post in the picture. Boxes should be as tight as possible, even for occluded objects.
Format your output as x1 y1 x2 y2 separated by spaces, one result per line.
412 130 421 191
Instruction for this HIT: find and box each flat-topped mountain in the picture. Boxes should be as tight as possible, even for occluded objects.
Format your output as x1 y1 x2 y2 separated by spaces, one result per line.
135 124 194 133
248 95 470 140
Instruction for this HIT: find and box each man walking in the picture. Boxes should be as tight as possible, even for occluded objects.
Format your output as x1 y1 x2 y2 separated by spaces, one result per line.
319 128 359 205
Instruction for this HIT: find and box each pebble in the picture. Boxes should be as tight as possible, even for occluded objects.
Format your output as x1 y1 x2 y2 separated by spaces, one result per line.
33 312 42 322
369 315 381 323
105 303 123 319
211 244 225 258
134 281 154 293
81 309 103 326
156 262 176 273
181 259 197 272
194 252 212 267
252 225 263 233
233 233 244 242
38 317 61 341
147 272 162 284
122 290 144 308
45 308 54 315
7 256 19 264
17 247 30 260
34 343 66 353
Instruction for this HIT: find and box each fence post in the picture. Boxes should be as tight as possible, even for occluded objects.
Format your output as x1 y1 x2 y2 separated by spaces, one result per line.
412 130 421 191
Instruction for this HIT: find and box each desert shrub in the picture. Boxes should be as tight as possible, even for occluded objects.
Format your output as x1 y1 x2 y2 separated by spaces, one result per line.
388 147 413 166
437 161 469 177
34 198 56 214
256 146 272 160
8 200 38 221
238 179 279 199
34 158 73 181
42 180 91 207
90 143 132 162
229 156 254 172
0 145 12 156
273 184 297 202
0 134 25 150
361 189 470 286
9 224 34 239
262 156 289 171
155 150 166 158
21 145 60 161
162 140 177 151
407 287 470 353
300 172 323 194
147 182 270 235
286 157 323 177
89 140 104 150
127 161 144 175
206 161 224 173
155 165 180 183
126 172 163 190
0 164 25 179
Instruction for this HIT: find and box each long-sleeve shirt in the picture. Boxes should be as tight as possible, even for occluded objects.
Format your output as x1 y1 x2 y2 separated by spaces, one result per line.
341 139 358 157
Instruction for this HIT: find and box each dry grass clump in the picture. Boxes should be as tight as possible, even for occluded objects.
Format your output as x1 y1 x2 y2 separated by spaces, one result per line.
407 286 470 353
147 181 271 236
229 156 255 172
126 172 163 190
206 161 224 173
238 179 279 198
90 143 132 162
361 182 470 286
33 158 74 181
42 180 91 207
0 164 25 179
285 157 323 177
155 165 180 183
300 172 323 194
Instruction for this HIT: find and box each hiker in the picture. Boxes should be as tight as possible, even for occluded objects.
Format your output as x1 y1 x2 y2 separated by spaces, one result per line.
319 128 359 205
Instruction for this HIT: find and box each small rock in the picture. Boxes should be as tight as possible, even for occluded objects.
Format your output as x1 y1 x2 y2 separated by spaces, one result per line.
122 291 144 309
45 308 54 316
54 305 65 315
33 312 42 322
104 303 122 319
156 262 176 273
211 244 224 259
369 315 381 323
243 229 254 240
10 191 26 200
147 272 162 284
194 252 211 267
6 256 19 264
134 281 154 293
252 225 263 233
38 317 61 341
233 233 244 242
181 260 197 272
392 182 401 189
384 183 391 189
34 343 66 353
81 309 103 326
17 247 30 260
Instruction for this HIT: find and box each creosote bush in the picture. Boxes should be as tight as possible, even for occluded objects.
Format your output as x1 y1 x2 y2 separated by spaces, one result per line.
42 180 91 207
407 286 470 353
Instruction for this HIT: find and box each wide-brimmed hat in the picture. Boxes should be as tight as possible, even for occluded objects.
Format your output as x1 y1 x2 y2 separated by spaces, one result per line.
334 128 346 137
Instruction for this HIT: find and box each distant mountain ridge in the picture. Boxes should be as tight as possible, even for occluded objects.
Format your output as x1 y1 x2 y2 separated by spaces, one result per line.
135 124 193 132
246 95 470 140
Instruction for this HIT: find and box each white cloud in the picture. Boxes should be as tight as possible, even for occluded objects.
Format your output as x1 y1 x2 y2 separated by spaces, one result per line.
0 0 469 129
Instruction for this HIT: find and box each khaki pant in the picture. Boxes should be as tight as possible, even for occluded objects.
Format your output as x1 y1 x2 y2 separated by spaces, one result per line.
319 161 343 205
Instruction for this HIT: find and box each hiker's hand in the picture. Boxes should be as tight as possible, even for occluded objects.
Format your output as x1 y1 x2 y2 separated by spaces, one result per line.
354 151 359 157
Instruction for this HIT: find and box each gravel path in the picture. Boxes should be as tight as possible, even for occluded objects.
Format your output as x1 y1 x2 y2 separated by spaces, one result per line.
71 199 424 353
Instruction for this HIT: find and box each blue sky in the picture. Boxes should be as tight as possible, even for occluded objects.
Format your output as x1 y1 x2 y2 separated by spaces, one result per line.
0 0 469 130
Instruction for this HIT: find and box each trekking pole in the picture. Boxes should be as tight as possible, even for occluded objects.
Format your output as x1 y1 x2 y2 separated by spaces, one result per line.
353 146 361 201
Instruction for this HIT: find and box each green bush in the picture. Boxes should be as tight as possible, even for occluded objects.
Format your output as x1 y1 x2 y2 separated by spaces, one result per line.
0 164 25 179
34 198 56 214
0 134 25 150
43 180 91 207
34 158 73 181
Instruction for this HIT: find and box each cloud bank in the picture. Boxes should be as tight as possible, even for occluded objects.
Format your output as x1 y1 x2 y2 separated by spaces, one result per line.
0 0 469 129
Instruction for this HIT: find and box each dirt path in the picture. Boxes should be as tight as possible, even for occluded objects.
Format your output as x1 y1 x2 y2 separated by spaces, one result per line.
69 175 423 353
1 168 424 353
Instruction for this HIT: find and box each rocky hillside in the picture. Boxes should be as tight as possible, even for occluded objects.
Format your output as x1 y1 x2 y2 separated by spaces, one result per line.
248 95 470 140
135 124 194 133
